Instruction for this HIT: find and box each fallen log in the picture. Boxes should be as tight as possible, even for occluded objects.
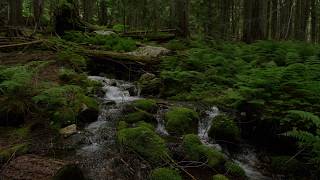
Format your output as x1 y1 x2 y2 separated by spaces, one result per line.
122 29 176 35
82 49 155 65
0 40 43 49
120 33 176 41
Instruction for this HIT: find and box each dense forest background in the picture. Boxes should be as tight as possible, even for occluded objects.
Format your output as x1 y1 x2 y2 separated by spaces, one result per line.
2 0 320 180
1 0 320 42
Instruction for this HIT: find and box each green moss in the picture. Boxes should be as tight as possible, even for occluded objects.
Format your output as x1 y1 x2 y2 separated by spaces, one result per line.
122 110 154 124
117 126 168 162
165 107 199 135
0 143 29 164
135 121 155 130
117 121 128 130
131 99 158 113
182 134 226 168
138 73 161 96
208 115 240 142
212 174 229 180
224 161 246 178
270 156 304 175
150 168 182 180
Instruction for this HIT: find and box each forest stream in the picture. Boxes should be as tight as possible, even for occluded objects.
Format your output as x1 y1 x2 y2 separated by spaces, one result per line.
65 76 271 180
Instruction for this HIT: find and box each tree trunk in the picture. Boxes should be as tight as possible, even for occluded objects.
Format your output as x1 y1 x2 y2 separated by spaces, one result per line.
82 0 96 23
8 0 23 26
33 0 45 26
98 0 108 25
310 0 317 43
271 0 278 39
175 0 189 38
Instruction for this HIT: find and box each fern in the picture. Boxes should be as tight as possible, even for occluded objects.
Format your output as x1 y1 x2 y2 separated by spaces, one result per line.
287 110 320 128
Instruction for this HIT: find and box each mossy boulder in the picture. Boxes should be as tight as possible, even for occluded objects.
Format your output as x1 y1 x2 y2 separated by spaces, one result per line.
270 156 304 175
182 134 226 168
131 99 158 113
122 110 155 124
150 168 182 180
224 161 246 179
138 73 161 96
53 164 85 180
117 125 169 162
135 121 155 130
212 174 229 180
208 115 240 142
165 107 199 136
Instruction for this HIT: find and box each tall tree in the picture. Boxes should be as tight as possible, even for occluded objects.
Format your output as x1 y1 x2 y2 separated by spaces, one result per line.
310 0 318 43
271 0 279 39
294 0 311 41
82 0 96 22
8 0 23 26
33 0 44 26
175 0 189 38
98 0 108 25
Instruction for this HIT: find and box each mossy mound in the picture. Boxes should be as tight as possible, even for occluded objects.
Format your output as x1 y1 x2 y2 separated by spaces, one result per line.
150 168 182 180
0 143 29 164
165 107 199 136
182 134 226 168
212 174 229 180
208 114 240 142
131 99 158 113
138 73 161 96
135 121 155 130
122 110 154 124
270 156 304 175
224 161 246 179
117 125 168 162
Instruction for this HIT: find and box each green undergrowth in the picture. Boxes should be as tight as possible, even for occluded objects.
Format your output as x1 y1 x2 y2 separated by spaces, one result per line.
159 40 320 175
0 53 100 129
150 168 182 180
62 31 137 52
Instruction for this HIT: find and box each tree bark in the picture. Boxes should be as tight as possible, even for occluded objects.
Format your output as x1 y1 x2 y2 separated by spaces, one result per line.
175 0 189 38
8 0 23 26
98 0 108 25
33 0 45 26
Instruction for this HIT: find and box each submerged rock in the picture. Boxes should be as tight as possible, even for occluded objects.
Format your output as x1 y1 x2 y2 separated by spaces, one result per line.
60 124 77 137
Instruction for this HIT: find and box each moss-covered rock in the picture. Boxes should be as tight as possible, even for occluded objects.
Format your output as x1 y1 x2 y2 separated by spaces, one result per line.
138 73 161 96
165 107 199 136
117 126 168 162
208 115 240 142
224 161 246 179
182 134 226 168
131 99 158 113
212 174 229 180
270 156 304 175
150 168 182 180
122 110 155 124
53 164 85 180
135 121 155 130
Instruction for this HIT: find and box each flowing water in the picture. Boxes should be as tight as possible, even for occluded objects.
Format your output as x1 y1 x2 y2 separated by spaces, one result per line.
69 76 140 179
68 76 270 180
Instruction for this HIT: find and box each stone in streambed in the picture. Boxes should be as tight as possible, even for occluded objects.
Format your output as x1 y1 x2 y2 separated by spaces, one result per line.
59 124 77 137
138 73 161 96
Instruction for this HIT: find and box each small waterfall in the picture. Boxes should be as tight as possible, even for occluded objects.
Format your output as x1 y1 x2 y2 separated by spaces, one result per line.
155 108 169 136
198 106 271 180
72 76 141 179
198 106 222 150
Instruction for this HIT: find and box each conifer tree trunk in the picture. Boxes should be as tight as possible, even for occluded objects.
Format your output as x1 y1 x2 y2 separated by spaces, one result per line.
82 0 96 22
33 0 44 26
311 0 317 43
8 0 23 26
271 0 278 39
175 0 189 38
98 0 108 25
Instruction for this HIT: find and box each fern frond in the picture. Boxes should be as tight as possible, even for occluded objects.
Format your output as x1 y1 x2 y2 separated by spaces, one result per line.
288 110 320 128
